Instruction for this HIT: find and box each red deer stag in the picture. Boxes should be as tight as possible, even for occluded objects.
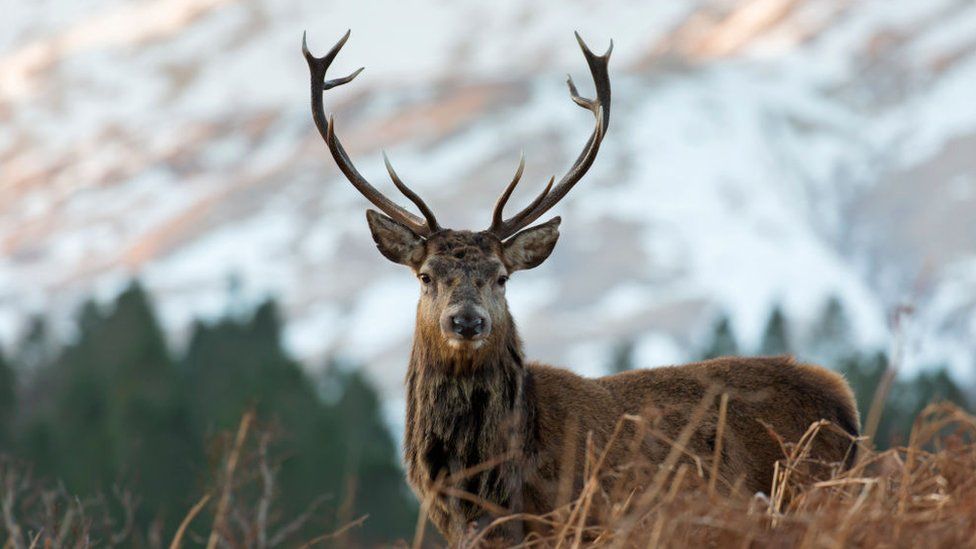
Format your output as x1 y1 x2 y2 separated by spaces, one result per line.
303 31 859 543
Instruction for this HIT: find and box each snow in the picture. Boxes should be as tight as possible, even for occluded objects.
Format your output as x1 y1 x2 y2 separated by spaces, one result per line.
343 276 418 361
1 0 976 395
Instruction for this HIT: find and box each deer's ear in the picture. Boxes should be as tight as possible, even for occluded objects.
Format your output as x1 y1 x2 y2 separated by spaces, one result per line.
502 216 561 272
366 210 426 267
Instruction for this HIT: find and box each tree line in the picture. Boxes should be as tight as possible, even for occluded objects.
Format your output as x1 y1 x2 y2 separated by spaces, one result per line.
612 297 972 449
0 282 415 545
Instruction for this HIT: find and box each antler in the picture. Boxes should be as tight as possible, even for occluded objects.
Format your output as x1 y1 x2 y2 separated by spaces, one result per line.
487 32 612 240
303 30 441 236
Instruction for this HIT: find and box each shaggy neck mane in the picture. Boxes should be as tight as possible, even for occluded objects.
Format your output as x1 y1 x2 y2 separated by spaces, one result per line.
404 316 538 515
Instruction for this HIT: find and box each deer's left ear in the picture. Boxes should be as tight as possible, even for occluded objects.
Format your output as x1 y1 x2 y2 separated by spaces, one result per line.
366 209 427 268
502 217 561 272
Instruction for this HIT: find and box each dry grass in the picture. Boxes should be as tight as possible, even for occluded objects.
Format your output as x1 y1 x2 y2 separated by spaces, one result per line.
0 459 139 548
444 402 976 548
1 413 352 548
4 404 975 548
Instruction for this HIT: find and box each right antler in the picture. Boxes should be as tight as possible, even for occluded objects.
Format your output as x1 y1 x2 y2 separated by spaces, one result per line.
487 32 612 240
303 31 441 237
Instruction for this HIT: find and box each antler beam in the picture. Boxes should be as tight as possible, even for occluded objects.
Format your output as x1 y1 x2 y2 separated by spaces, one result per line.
487 32 612 240
303 30 441 236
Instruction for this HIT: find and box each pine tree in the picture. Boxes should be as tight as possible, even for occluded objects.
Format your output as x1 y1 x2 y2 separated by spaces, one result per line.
327 369 418 543
13 286 417 543
837 351 886 423
0 348 15 448
183 300 318 434
182 300 417 542
15 316 52 372
807 296 853 365
839 352 972 449
608 339 636 373
101 283 198 527
24 283 197 531
701 314 739 360
24 298 116 495
759 306 790 356
880 365 970 447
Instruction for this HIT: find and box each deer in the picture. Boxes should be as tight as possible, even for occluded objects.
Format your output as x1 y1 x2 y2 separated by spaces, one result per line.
303 31 860 543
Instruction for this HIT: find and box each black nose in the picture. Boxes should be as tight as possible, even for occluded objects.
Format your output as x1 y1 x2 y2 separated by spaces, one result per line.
451 314 484 339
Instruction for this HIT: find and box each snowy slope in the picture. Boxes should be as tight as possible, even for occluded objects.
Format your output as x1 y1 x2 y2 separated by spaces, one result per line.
2 0 976 400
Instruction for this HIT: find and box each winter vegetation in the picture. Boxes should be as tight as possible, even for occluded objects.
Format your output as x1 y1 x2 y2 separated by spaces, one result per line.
449 402 976 547
0 283 415 545
0 285 972 546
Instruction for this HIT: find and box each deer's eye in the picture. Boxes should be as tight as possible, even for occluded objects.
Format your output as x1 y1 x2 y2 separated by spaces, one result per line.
497 275 509 287
419 273 432 285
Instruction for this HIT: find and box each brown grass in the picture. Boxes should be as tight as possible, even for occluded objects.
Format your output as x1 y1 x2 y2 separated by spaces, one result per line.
4 404 975 548
443 402 976 548
0 414 351 548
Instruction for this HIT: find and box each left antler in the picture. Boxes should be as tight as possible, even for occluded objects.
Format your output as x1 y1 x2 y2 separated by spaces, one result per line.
487 32 612 240
303 30 442 237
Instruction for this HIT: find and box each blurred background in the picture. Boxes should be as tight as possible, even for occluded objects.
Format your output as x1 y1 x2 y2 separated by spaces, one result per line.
1 0 975 544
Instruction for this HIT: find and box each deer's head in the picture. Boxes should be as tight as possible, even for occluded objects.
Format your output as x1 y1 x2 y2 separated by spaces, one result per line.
304 31 611 356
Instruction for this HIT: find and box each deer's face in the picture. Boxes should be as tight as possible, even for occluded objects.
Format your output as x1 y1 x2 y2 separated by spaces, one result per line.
365 210 560 353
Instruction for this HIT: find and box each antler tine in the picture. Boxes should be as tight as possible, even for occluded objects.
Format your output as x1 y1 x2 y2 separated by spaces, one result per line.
383 152 441 233
574 30 612 134
489 155 559 235
490 152 525 231
304 31 437 237
487 32 612 240
503 175 555 231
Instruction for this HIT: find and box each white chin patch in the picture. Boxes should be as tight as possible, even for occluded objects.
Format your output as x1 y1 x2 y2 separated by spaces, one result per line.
447 339 484 351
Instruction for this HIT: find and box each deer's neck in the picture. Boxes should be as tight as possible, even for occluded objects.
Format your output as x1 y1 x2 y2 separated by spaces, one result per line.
404 322 537 506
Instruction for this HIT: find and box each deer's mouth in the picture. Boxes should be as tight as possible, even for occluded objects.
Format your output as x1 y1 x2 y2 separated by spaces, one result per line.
445 337 486 351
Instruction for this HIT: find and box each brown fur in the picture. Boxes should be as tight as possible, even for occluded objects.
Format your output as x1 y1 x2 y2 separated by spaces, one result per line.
368 221 860 543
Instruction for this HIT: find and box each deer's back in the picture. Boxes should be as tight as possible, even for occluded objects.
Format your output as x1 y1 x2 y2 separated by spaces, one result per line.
527 355 859 498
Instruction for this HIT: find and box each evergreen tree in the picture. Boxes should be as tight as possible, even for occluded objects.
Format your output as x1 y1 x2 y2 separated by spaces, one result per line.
22 298 115 494
807 296 853 365
7 317 50 458
608 339 636 374
759 306 791 356
0 348 15 448
24 284 197 531
16 315 52 371
103 283 198 527
327 369 418 543
182 300 417 542
839 352 971 449
880 365 970 447
183 300 313 433
701 314 739 360
10 283 417 543
837 351 887 423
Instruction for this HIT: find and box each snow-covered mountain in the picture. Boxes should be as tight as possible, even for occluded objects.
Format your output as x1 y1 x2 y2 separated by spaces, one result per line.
2 0 976 401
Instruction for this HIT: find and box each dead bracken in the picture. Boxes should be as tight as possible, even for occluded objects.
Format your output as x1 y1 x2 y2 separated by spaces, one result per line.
438 402 976 548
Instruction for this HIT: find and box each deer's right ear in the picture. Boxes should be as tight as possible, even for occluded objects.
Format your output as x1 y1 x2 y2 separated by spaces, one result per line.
502 216 561 272
366 209 426 267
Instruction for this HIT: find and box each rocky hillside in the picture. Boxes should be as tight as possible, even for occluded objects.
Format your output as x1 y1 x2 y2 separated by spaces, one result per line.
2 0 975 399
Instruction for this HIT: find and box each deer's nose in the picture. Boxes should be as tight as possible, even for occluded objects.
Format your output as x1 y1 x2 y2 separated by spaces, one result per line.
451 314 484 339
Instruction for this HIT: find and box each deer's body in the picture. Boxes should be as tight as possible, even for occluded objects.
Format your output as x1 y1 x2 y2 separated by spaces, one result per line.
404 276 858 539
304 31 860 544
